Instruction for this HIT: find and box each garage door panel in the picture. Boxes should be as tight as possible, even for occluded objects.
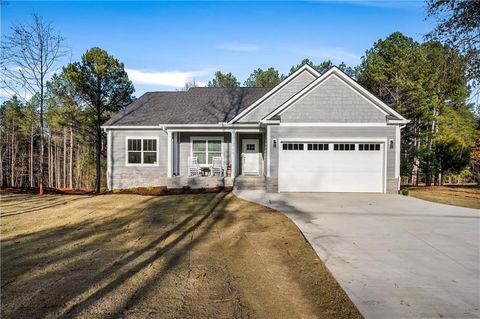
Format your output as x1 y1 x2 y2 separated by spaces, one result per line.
279 142 384 193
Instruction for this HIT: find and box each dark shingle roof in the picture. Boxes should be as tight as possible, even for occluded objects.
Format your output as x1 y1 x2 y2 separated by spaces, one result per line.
104 87 271 126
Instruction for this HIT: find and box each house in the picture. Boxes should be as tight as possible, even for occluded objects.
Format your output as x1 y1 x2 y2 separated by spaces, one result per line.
102 65 408 193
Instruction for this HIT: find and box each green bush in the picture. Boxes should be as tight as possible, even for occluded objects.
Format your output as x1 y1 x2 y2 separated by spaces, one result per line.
146 186 154 192
112 188 121 194
400 189 409 196
130 187 139 193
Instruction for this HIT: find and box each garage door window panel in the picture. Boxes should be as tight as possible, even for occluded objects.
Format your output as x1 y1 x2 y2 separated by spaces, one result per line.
334 143 355 151
359 143 381 151
307 143 329 151
282 143 304 151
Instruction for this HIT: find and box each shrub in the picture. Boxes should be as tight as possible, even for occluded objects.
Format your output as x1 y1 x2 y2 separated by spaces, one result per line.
130 187 139 193
112 188 121 194
400 189 409 196
146 186 154 192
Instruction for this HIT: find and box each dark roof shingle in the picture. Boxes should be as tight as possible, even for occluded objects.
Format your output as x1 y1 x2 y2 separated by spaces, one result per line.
104 87 270 126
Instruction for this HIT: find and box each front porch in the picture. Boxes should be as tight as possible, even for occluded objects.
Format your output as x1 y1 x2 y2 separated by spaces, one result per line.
167 176 234 189
166 128 266 189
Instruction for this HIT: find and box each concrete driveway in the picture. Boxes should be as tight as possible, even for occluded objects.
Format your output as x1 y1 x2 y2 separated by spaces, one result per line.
235 190 480 319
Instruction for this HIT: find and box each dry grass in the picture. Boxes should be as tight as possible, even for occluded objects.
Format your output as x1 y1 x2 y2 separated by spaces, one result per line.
408 186 480 209
0 193 361 319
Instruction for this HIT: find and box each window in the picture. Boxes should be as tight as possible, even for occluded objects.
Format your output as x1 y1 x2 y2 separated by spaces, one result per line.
192 138 222 165
246 143 255 151
282 143 304 151
307 143 329 151
127 138 158 165
333 143 355 151
358 143 381 151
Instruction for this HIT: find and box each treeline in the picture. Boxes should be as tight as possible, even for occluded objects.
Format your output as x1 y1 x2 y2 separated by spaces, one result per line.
1 96 95 189
1 14 133 192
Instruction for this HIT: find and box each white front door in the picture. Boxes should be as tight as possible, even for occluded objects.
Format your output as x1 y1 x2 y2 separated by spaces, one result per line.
242 139 260 175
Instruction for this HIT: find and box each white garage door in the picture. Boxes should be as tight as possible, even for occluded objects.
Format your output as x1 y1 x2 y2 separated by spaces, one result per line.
278 141 384 193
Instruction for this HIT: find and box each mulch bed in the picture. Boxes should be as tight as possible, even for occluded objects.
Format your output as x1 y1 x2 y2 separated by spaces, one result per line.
0 187 94 195
1 186 233 196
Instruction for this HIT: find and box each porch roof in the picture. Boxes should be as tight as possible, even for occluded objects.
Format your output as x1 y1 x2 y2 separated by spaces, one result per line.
104 87 270 127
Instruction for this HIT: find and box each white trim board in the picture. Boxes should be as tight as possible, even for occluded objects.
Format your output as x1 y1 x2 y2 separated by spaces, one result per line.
278 122 387 127
279 137 388 142
167 128 263 133
263 67 408 123
102 123 262 130
228 64 320 124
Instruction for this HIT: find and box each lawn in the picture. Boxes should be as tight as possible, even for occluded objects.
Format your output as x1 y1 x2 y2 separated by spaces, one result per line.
408 186 480 209
0 192 361 319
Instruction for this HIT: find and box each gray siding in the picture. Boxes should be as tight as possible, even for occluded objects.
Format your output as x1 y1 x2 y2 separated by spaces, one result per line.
267 125 398 192
178 132 231 176
281 76 386 123
239 71 315 122
111 130 168 189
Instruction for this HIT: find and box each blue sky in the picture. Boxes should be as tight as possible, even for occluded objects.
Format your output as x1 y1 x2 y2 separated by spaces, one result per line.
1 1 433 97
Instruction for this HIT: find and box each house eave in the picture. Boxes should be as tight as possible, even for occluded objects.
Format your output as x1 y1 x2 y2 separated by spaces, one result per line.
101 123 263 130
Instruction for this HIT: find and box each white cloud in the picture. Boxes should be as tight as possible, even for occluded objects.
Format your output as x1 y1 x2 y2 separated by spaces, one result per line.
216 42 260 52
291 47 361 64
125 68 210 88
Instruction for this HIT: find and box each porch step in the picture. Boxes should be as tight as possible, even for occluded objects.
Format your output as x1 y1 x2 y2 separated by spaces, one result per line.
234 176 266 190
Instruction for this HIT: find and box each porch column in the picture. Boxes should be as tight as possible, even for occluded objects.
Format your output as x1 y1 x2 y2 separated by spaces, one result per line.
167 130 172 177
107 129 112 190
231 130 237 177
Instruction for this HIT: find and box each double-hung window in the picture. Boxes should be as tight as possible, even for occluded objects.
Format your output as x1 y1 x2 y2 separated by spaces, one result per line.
192 138 222 165
126 137 158 165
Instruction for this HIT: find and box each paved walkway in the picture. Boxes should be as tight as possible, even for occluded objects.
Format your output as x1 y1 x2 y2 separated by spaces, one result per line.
235 190 480 319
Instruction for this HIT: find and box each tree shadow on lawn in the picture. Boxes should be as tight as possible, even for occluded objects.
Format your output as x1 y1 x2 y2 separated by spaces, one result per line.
1 196 93 217
1 192 231 318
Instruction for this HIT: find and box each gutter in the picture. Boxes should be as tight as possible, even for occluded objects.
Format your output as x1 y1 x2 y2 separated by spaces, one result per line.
101 123 263 130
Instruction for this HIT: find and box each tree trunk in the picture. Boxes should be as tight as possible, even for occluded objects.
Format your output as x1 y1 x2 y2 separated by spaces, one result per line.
63 127 67 188
56 142 60 188
48 133 52 187
39 103 45 194
412 124 420 187
0 126 3 187
69 126 73 189
95 119 101 193
76 142 81 189
30 126 34 187
11 118 15 188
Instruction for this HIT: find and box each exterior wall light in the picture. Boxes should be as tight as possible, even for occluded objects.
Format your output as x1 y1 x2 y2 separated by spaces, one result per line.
273 139 277 148
389 139 394 149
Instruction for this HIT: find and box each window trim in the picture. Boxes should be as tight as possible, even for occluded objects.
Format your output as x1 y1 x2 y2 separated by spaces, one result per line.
125 136 160 167
190 136 224 167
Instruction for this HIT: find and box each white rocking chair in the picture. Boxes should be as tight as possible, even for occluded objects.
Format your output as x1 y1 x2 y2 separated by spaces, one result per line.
211 156 224 177
188 156 201 177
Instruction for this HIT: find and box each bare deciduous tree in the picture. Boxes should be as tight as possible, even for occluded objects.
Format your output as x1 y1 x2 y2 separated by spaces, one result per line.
1 14 66 194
